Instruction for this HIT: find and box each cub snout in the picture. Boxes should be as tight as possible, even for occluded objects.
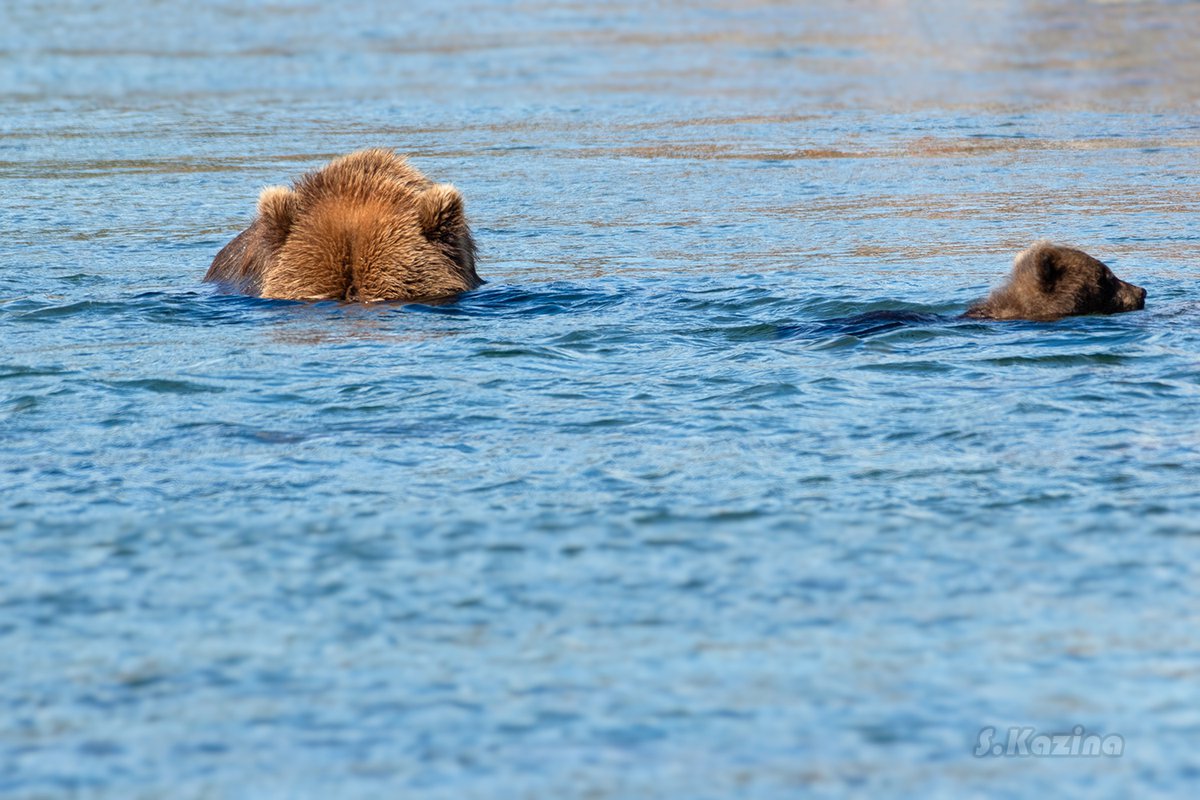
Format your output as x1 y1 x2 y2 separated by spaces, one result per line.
1118 281 1147 311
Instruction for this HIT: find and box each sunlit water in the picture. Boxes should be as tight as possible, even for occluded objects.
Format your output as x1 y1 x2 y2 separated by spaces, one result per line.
3 1 1200 797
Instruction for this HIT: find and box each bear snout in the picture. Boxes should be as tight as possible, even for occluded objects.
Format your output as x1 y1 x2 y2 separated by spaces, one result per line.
1118 282 1147 311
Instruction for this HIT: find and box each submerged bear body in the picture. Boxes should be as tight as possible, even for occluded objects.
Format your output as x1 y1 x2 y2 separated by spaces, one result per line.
966 241 1145 321
205 149 481 302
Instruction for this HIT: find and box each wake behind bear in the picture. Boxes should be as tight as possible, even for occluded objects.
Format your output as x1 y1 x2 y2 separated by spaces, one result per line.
205 149 481 302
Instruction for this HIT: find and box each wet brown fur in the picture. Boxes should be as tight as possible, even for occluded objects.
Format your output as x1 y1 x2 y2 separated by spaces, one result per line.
965 241 1146 321
205 149 481 302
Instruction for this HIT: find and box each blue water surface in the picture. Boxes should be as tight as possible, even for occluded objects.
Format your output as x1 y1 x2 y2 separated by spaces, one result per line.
3 1 1200 797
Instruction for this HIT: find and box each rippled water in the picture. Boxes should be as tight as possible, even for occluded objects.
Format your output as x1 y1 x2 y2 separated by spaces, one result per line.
3 1 1200 797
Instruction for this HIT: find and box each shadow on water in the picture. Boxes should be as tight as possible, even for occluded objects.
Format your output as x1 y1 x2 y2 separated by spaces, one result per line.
424 283 629 317
802 309 948 338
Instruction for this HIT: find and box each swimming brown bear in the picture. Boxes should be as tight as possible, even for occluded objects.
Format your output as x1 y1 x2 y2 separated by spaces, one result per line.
965 241 1146 321
204 149 481 302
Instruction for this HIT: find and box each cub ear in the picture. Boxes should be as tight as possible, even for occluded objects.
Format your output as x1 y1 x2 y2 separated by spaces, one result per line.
1029 246 1062 291
417 183 465 242
257 185 298 246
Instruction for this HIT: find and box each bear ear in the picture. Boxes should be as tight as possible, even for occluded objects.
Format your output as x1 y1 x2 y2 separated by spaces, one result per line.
416 183 465 242
257 185 298 246
1031 247 1063 291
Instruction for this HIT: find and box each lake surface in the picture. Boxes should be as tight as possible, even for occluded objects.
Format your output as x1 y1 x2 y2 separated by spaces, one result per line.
3 1 1200 797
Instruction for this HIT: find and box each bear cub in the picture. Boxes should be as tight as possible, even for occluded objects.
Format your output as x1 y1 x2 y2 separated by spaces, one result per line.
965 241 1146 321
205 149 481 302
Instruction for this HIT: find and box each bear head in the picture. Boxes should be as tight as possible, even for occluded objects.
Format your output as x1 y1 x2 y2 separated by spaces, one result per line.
966 242 1146 321
209 149 480 302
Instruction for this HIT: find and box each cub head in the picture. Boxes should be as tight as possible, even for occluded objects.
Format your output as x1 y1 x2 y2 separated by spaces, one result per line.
968 241 1146 321
1014 242 1146 318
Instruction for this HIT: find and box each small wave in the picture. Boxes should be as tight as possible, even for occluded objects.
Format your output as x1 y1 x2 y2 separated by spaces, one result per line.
452 283 628 317
102 378 226 395
12 299 130 321
813 309 947 338
0 363 73 380
982 353 1133 367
